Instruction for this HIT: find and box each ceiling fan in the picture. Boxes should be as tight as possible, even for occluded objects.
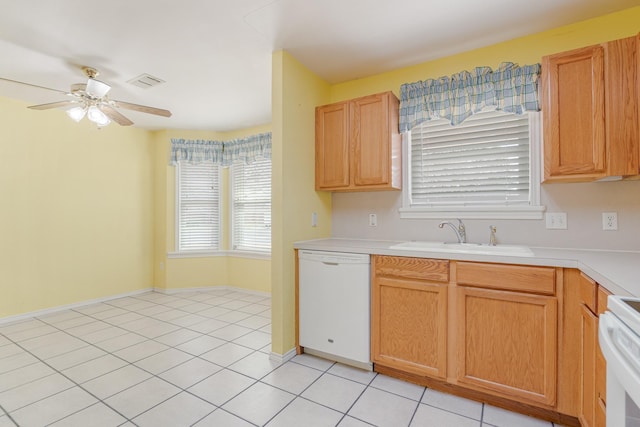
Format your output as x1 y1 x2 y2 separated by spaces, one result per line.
0 66 172 127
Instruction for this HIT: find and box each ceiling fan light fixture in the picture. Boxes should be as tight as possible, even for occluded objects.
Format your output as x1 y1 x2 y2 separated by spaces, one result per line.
87 105 111 127
66 106 87 122
86 78 111 98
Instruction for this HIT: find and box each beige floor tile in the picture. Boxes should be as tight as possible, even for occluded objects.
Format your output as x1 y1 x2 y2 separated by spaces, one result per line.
133 392 216 427
104 377 180 419
82 364 152 399
222 382 295 426
48 402 127 427
62 354 128 383
10 387 97 427
188 368 255 406
302 372 366 413
266 397 343 427
262 361 323 394
159 357 222 389
348 387 418 427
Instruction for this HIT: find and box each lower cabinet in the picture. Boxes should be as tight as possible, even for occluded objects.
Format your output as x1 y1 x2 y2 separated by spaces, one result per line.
595 286 609 427
372 256 560 409
371 256 448 378
456 286 558 406
356 256 610 425
577 272 610 427
580 302 598 426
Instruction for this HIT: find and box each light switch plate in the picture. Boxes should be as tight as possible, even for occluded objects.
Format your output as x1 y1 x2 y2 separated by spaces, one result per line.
545 212 567 229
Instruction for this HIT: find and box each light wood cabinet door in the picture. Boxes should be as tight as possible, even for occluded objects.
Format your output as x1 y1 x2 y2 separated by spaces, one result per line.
542 35 640 182
580 304 598 427
542 44 606 181
456 286 557 406
371 256 448 379
315 91 401 191
372 276 448 378
350 93 392 187
595 286 610 427
315 102 350 189
605 35 639 177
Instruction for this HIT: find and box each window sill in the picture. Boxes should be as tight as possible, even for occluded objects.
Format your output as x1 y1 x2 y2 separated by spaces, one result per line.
399 205 546 220
167 250 270 260
167 251 226 259
228 250 271 260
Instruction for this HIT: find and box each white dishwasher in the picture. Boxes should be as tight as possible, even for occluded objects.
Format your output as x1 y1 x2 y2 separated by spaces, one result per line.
298 250 371 370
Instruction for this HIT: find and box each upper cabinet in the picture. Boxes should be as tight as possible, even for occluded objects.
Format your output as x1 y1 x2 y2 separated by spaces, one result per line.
315 91 402 191
541 34 640 182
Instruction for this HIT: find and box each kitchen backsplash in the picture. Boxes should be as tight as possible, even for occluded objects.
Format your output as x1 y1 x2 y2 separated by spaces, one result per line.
332 181 640 251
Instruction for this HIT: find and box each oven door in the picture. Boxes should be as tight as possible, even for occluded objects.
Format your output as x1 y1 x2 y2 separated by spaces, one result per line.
599 312 640 426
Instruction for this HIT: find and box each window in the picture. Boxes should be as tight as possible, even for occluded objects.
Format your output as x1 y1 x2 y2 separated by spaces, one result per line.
400 110 544 219
176 162 221 252
231 158 271 253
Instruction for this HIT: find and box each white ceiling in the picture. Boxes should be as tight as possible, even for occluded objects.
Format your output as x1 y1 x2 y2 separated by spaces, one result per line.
0 0 637 131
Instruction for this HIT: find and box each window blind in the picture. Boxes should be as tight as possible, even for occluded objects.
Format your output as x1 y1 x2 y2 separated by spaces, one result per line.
410 110 531 206
231 158 271 253
177 163 220 251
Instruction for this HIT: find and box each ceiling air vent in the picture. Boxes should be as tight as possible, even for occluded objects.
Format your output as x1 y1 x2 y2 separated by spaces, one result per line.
127 73 166 89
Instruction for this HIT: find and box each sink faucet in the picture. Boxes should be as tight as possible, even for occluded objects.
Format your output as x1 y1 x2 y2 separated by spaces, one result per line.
438 219 466 243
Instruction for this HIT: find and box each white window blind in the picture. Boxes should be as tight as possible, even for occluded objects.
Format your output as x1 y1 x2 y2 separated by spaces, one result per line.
410 110 532 207
177 162 220 252
231 158 271 253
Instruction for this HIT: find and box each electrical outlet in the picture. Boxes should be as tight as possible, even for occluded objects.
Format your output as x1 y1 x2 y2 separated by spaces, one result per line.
311 212 318 227
369 213 377 227
545 212 567 230
602 212 618 230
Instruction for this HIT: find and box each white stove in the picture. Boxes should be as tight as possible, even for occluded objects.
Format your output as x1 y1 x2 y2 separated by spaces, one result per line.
600 296 640 427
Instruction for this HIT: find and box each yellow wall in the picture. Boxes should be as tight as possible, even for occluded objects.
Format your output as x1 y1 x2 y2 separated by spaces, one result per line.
330 6 640 102
152 125 273 293
0 96 154 317
271 51 333 354
227 256 271 294
270 6 640 355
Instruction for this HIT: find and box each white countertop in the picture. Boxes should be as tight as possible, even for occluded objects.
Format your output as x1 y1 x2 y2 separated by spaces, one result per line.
293 238 640 297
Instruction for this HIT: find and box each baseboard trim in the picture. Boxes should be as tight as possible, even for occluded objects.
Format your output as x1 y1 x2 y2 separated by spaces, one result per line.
154 285 270 298
0 288 154 325
1 285 271 325
270 348 297 364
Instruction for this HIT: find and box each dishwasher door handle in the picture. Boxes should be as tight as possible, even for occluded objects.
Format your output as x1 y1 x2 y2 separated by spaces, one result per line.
321 261 339 266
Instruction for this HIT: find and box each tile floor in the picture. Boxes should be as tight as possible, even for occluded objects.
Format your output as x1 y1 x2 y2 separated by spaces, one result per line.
0 289 565 427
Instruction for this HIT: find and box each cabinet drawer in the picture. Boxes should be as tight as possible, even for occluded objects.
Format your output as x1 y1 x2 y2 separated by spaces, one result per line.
456 262 556 295
374 256 449 282
579 272 597 313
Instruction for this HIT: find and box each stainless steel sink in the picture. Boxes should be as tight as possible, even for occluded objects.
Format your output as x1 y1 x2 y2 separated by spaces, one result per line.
388 241 534 257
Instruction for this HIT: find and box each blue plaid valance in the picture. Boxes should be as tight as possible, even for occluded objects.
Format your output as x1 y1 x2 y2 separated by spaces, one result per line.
399 62 541 131
170 132 271 166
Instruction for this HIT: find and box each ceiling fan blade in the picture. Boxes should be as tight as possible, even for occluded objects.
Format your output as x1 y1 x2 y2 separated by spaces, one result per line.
0 77 69 95
98 104 133 126
113 100 172 117
28 100 79 110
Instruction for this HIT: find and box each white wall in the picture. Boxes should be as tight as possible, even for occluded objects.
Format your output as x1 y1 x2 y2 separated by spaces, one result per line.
331 181 640 251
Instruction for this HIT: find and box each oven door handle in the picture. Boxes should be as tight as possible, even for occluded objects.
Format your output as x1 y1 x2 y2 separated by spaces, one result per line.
599 312 640 407
599 312 619 359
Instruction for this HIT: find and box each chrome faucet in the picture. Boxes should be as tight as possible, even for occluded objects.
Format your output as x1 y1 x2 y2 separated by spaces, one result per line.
438 219 466 243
